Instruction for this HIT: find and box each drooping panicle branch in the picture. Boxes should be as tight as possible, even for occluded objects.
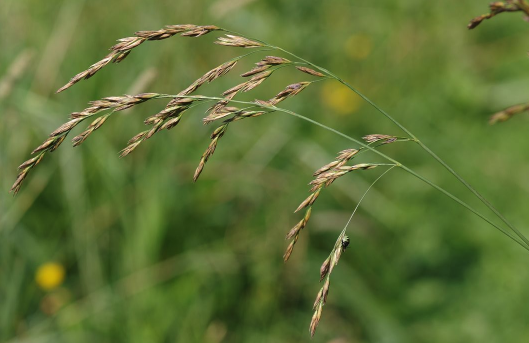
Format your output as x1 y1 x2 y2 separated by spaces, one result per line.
310 233 350 337
284 134 398 261
309 165 395 337
295 66 325 77
57 25 221 93
489 102 529 124
194 123 228 182
11 93 161 194
468 1 529 29
241 56 291 76
215 34 264 48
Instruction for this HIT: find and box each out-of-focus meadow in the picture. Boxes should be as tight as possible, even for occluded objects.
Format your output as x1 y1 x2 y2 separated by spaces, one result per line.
2 0 529 342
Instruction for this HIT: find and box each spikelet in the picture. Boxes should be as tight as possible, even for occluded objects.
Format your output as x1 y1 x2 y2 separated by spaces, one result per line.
295 66 325 77
310 233 350 337
468 2 525 29
215 34 263 48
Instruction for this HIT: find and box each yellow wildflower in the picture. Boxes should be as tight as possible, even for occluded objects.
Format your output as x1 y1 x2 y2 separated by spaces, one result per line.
35 262 65 291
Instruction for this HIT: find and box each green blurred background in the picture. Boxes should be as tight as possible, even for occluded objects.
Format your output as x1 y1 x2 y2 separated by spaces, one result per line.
2 1 529 342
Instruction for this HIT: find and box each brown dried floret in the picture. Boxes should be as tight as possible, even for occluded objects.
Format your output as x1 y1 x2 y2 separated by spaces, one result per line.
309 302 323 337
240 56 290 77
295 66 325 77
319 257 331 281
310 233 350 336
269 82 310 105
489 103 529 124
468 1 525 29
194 124 228 182
11 93 161 194
362 134 397 144
284 147 377 261
215 34 264 48
240 65 271 77
202 100 232 124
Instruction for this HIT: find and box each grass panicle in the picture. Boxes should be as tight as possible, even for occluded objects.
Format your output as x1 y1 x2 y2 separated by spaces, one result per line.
11 92 160 194
12 23 529 337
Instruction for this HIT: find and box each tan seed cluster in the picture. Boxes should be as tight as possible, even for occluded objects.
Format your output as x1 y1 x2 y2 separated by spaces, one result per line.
72 93 160 146
310 164 377 192
295 66 325 77
203 102 267 124
241 56 291 77
121 97 199 157
310 233 350 337
468 1 527 29
121 60 239 156
283 208 312 261
223 110 267 123
215 34 264 48
295 148 359 213
179 60 238 97
284 146 377 262
362 134 397 144
250 82 312 110
269 82 311 105
198 105 269 178
11 93 160 194
194 123 228 182
489 103 529 124
11 153 46 195
203 70 275 124
57 25 221 93
223 70 273 98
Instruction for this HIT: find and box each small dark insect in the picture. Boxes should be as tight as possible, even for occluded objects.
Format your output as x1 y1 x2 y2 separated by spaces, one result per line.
341 235 350 250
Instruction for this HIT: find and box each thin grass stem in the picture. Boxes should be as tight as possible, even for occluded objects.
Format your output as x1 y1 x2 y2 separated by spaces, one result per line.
340 165 396 237
256 44 529 251
156 94 529 252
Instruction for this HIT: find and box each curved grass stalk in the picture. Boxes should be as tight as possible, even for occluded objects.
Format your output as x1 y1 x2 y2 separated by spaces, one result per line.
151 94 529 252
341 165 397 238
14 23 529 338
245 43 529 251
218 27 529 251
16 25 528 251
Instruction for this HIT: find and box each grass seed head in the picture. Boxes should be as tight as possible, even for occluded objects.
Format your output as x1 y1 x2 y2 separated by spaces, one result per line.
309 303 323 337
215 34 264 48
257 56 290 66
489 103 529 124
269 82 310 105
57 25 220 93
240 65 270 77
193 124 228 182
362 134 397 144
283 238 297 262
295 66 325 77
